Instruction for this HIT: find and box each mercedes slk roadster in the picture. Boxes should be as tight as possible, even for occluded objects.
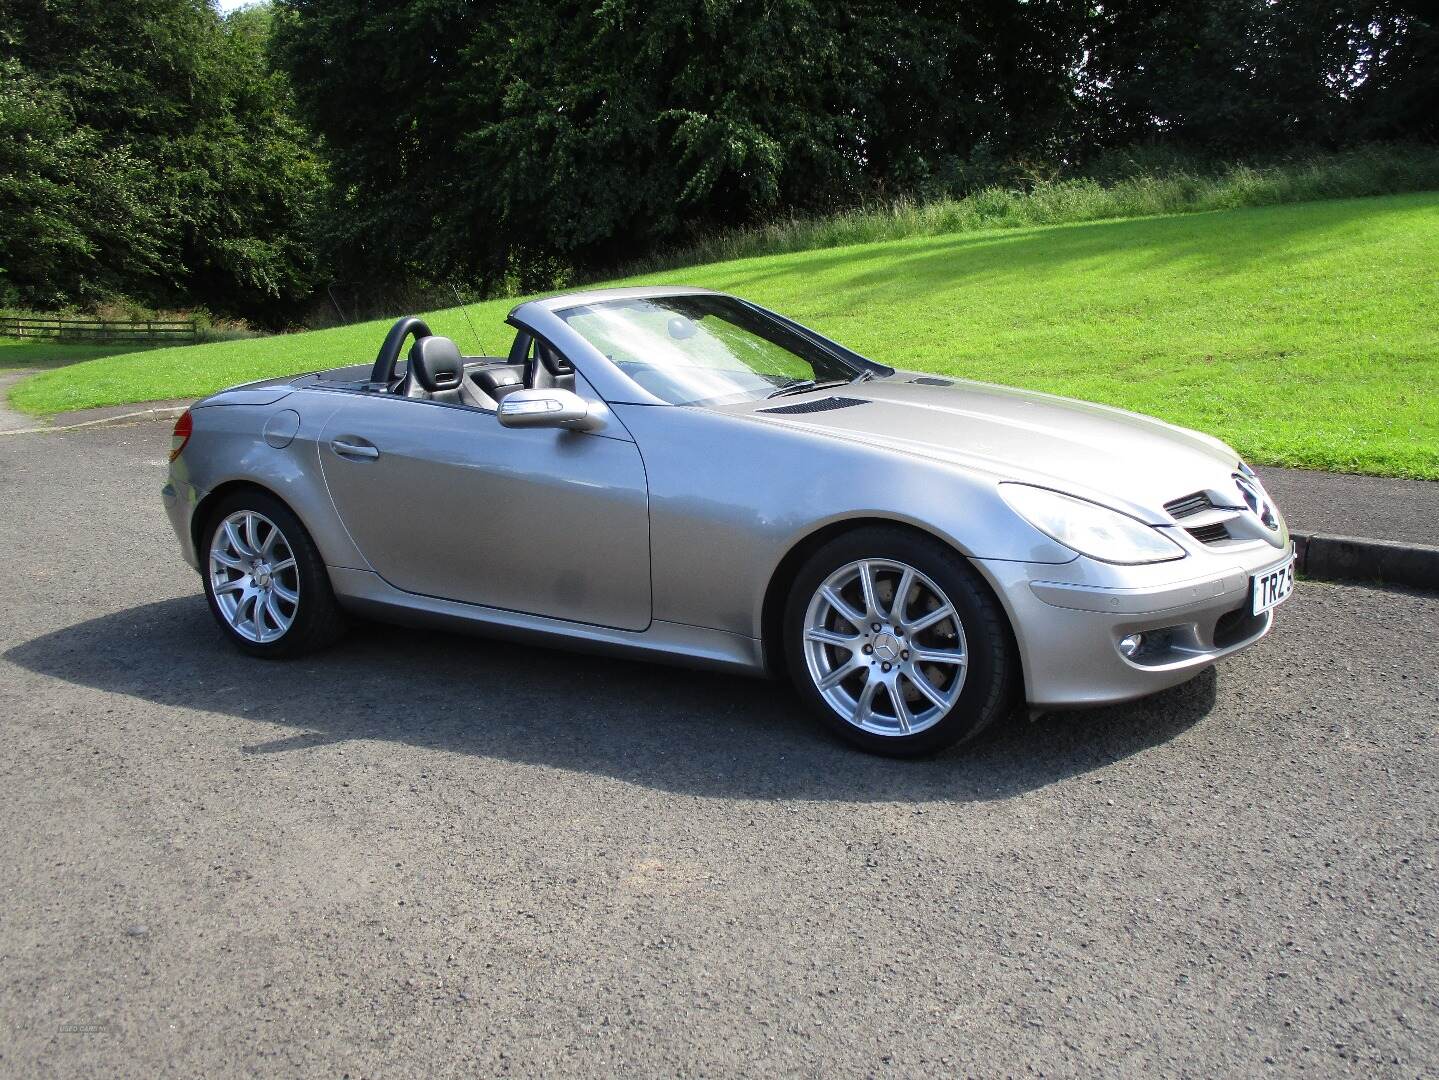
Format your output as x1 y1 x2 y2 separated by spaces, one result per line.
164 286 1294 755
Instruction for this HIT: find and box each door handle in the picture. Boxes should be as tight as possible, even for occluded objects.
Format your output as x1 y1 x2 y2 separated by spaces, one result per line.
330 437 379 460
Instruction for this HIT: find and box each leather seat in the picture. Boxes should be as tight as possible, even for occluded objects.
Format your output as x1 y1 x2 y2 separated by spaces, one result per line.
406 336 467 404
473 365 526 403
529 339 575 392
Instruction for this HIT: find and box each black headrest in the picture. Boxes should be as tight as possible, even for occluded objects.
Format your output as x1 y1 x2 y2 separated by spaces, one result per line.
408 336 463 391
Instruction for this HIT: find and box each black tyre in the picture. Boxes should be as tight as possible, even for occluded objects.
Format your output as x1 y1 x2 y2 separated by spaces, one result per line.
201 490 347 658
783 526 1017 756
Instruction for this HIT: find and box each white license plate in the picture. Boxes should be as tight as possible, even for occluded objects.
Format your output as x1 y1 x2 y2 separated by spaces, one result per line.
1251 556 1295 616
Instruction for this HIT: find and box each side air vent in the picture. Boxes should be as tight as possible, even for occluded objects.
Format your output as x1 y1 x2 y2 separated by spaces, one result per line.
1213 604 1269 648
1164 492 1214 519
910 376 953 386
1186 522 1231 545
759 397 868 416
1166 488 1256 545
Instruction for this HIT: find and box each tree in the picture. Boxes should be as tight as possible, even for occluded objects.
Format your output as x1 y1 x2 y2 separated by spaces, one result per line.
0 0 324 323
13 0 1427 314
273 0 1095 291
1077 1 1439 157
0 60 167 307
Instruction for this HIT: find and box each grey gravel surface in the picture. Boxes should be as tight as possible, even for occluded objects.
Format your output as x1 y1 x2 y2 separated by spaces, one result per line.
1 418 1436 1079
1257 466 1438 548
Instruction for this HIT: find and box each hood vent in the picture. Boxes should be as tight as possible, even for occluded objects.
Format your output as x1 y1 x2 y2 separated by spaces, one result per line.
910 376 953 386
759 397 868 416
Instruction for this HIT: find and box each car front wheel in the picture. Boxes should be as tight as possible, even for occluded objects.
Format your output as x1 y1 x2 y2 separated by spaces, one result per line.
784 527 1016 756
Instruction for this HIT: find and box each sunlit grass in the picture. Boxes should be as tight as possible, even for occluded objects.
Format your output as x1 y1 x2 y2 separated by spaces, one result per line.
620 144 1439 276
0 338 161 373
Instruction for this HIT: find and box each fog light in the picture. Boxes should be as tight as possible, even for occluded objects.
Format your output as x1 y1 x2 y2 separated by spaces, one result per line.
1119 633 1144 658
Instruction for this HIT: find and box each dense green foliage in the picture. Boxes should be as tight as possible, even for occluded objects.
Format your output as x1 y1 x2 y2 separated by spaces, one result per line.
272 0 1437 294
1082 1 1438 152
0 0 323 323
15 193 1437 480
0 59 168 306
1 1 1434 322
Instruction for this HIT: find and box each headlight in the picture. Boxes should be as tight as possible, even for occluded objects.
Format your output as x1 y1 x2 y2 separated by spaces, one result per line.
1000 484 1186 565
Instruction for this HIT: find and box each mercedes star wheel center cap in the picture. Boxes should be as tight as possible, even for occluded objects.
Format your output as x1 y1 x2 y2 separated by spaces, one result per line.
873 632 901 663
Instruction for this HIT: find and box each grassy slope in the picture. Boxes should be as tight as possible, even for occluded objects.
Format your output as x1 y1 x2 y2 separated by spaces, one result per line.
0 338 162 373
11 192 1438 478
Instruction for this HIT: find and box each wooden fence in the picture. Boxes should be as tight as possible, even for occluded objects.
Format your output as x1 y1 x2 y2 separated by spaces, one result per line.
0 315 199 344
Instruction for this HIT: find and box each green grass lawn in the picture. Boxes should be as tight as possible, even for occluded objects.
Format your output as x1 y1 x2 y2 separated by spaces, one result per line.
0 338 162 373
10 191 1438 478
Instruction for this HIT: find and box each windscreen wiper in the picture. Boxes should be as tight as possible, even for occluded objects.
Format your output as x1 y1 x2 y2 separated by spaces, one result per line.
766 378 847 400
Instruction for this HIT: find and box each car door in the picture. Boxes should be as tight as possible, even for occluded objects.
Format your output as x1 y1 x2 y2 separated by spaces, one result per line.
317 392 651 631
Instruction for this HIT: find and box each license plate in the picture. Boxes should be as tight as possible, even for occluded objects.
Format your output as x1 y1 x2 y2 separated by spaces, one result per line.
1251 556 1295 616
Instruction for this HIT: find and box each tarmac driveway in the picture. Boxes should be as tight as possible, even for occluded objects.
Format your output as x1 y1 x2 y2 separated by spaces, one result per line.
0 419 1435 1078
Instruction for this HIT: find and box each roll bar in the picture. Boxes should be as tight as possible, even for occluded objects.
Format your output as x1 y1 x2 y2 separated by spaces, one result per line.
369 317 432 385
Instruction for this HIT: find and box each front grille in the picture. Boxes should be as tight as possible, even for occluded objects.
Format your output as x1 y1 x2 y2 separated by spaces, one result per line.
1164 491 1214 519
759 396 868 416
1186 522 1231 545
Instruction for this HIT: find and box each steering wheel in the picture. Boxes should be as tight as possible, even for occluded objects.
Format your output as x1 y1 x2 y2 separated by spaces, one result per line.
370 317 433 387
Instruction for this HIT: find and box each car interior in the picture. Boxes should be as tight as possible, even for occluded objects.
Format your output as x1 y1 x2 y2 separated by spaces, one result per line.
355 317 576 412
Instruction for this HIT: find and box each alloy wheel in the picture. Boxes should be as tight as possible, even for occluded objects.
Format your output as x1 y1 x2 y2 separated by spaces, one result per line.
801 558 968 736
208 510 300 643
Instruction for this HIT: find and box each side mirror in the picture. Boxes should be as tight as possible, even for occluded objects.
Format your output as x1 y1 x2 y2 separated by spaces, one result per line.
496 388 600 432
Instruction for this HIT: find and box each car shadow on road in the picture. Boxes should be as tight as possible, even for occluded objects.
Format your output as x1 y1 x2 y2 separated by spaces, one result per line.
5 596 1217 803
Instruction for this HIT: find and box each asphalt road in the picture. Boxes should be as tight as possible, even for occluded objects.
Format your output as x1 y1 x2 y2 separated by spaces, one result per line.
1 418 1435 1079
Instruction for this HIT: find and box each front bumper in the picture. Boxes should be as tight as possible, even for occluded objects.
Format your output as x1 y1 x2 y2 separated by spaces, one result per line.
982 542 1293 708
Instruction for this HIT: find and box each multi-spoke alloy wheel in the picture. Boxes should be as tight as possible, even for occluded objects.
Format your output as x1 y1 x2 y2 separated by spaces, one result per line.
201 493 346 659
784 527 1016 756
208 510 300 643
802 558 967 737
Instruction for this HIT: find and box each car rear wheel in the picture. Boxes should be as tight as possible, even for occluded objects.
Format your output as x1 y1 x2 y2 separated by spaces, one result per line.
783 527 1016 756
202 491 346 658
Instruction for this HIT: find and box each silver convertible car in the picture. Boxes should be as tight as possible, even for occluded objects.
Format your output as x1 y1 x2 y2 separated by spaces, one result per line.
164 286 1294 755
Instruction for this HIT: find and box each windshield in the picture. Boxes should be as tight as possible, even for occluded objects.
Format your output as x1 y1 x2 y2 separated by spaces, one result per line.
554 295 858 405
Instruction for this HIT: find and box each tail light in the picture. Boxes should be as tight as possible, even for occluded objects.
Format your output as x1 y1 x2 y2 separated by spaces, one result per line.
169 409 193 461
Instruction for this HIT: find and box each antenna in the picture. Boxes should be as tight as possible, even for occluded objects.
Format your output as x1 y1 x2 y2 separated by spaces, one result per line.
450 282 488 356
